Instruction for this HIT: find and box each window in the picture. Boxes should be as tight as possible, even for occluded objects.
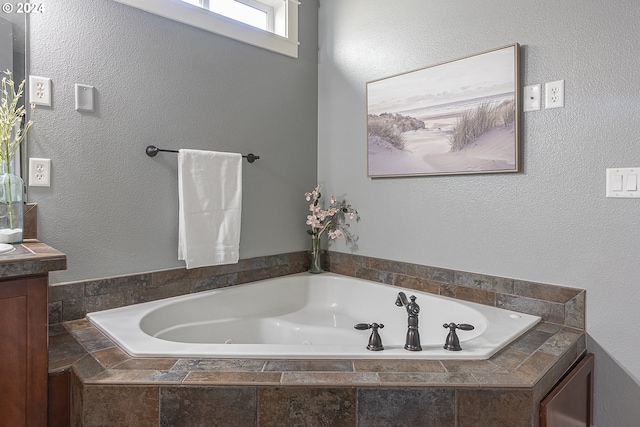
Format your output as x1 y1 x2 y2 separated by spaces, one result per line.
113 0 300 58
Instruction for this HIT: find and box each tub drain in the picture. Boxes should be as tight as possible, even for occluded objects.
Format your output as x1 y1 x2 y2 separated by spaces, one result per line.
303 340 312 345
224 339 234 344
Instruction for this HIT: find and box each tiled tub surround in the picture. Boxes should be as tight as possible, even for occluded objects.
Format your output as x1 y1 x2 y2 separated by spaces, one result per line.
51 319 585 427
48 251 310 324
49 251 586 427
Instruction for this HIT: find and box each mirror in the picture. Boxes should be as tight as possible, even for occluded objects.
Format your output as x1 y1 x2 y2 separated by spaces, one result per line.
0 12 26 176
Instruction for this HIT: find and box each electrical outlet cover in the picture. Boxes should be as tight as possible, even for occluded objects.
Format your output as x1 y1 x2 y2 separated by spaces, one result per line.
545 80 565 109
28 158 51 187
28 76 52 107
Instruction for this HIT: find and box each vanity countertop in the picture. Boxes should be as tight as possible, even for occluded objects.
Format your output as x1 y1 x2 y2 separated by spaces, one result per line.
0 239 67 279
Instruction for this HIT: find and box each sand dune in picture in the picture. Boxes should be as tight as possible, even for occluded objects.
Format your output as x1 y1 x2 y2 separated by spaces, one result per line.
368 123 516 176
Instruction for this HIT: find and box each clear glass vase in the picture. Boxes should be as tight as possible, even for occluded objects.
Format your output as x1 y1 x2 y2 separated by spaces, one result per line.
308 235 323 273
0 169 24 244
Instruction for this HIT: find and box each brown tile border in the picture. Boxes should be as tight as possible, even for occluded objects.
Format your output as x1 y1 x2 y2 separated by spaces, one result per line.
48 251 308 324
48 250 585 330
326 252 585 330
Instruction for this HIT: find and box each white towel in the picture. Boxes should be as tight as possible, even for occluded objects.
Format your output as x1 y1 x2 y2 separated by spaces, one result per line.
178 149 242 269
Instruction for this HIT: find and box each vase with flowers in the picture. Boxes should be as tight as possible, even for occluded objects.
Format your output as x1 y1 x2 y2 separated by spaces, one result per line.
0 70 33 243
305 185 359 273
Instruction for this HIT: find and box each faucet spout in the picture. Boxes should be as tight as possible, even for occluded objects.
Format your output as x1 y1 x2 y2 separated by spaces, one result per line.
395 291 409 307
395 292 422 351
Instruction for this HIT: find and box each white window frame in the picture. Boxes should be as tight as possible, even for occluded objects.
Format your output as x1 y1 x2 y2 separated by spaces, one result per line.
113 0 300 58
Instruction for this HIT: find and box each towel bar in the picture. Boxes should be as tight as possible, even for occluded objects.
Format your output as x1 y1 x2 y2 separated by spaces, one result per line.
145 145 260 163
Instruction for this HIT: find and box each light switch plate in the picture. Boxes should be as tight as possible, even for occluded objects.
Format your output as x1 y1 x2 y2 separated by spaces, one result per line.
75 84 94 112
606 168 640 198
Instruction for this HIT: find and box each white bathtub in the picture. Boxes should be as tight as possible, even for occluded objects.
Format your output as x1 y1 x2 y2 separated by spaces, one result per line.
87 272 540 359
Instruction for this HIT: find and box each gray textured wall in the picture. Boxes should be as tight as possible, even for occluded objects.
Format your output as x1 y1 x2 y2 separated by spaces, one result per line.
28 0 318 283
318 1 640 426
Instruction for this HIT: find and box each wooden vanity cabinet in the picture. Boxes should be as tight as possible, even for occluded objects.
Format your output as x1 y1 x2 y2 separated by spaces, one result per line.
0 274 49 427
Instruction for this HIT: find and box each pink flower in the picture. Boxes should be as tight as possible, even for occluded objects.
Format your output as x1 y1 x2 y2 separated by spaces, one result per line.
304 185 358 242
329 230 344 239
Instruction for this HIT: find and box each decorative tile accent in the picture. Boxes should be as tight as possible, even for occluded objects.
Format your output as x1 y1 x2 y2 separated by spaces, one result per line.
184 371 282 385
72 354 106 382
455 271 514 294
378 372 476 387
441 360 509 375
171 358 266 372
48 332 87 372
264 359 353 372
451 285 496 306
539 328 583 356
496 293 564 324
82 385 159 427
514 351 559 384
565 290 586 329
358 388 455 427
456 388 533 427
84 274 152 297
191 273 237 293
112 358 178 371
88 369 187 385
353 359 445 373
470 372 530 387
91 346 131 369
70 326 116 353
281 371 379 386
160 387 257 427
258 388 356 427
392 274 440 294
355 267 394 284
509 328 556 354
513 279 581 303
489 347 531 372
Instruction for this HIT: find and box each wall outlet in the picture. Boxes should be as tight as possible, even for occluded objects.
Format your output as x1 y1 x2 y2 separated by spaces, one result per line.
545 80 565 109
28 76 52 107
29 158 51 187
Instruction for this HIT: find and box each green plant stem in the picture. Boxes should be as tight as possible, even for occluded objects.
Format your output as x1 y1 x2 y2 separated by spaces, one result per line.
3 161 13 229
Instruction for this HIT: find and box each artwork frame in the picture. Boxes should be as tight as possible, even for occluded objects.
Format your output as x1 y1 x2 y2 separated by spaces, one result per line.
366 43 520 178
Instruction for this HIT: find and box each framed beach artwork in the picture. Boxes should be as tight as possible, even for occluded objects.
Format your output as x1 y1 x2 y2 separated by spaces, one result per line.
366 43 520 177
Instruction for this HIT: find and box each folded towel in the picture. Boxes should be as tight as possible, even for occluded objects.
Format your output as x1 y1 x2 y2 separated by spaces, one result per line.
178 149 242 269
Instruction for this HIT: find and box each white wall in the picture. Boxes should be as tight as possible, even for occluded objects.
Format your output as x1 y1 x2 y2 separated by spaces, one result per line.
317 1 640 426
28 0 319 283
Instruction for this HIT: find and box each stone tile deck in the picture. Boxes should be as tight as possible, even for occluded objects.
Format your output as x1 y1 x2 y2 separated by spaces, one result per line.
50 319 586 427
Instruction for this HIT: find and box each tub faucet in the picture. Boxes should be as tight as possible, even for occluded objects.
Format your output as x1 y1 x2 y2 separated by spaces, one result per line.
395 292 422 351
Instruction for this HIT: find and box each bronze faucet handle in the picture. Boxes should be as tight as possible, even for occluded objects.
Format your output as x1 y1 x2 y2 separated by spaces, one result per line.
354 322 384 330
443 323 475 351
354 323 385 351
